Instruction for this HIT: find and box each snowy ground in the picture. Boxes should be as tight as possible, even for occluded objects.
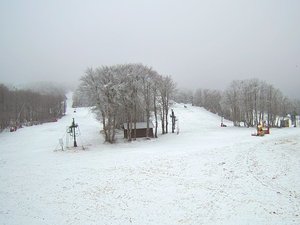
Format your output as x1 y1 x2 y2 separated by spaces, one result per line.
0 95 299 225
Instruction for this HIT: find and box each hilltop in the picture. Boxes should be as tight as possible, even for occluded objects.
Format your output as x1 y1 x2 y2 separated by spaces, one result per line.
0 94 299 225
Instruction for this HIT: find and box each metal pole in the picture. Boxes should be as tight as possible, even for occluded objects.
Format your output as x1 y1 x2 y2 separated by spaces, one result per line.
171 109 176 133
72 118 77 147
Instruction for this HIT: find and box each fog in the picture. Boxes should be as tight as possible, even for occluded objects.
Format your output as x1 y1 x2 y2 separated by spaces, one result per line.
0 0 299 97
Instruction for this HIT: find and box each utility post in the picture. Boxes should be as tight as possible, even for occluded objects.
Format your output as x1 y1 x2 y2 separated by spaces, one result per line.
69 118 78 147
170 109 176 133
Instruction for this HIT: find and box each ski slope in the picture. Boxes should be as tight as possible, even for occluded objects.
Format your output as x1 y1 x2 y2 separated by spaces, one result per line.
0 94 299 225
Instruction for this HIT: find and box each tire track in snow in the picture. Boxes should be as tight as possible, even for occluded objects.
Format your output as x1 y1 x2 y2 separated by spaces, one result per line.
245 137 300 220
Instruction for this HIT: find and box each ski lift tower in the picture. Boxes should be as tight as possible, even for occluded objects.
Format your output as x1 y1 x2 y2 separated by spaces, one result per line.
170 109 176 133
69 118 78 147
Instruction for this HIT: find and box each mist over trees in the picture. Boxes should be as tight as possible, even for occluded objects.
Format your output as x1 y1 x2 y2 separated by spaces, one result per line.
74 63 176 143
175 79 300 127
25 81 68 96
0 83 66 131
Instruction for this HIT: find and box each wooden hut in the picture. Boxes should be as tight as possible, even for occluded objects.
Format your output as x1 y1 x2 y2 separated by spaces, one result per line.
123 122 154 138
280 114 292 127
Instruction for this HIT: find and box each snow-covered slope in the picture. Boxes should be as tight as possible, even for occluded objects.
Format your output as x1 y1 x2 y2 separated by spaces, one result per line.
0 96 299 225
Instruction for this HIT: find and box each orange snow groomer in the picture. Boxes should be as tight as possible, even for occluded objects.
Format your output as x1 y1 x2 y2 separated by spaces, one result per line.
257 123 264 136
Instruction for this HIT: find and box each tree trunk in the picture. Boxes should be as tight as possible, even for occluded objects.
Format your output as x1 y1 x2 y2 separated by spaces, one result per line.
161 102 165 134
134 103 137 140
154 95 158 138
101 110 108 142
165 96 169 133
112 113 116 143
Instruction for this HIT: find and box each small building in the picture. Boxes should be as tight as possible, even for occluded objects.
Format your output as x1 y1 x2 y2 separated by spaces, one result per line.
280 119 290 128
123 122 154 139
280 114 292 128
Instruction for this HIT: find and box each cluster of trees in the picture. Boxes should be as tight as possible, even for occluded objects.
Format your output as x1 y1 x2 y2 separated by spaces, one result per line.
72 88 92 108
222 79 300 127
75 63 176 143
174 89 222 115
0 83 66 131
176 79 300 127
174 88 222 114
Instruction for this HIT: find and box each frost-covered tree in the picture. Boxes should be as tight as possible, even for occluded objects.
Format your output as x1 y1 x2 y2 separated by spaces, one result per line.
72 86 92 108
174 89 193 105
78 64 176 143
158 75 176 134
193 89 203 107
222 79 292 127
222 80 242 126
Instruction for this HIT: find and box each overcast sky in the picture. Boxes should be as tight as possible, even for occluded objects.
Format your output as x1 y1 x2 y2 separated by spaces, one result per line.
0 0 299 97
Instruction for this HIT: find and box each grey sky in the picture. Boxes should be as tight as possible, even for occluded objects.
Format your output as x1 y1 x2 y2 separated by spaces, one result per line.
0 0 299 97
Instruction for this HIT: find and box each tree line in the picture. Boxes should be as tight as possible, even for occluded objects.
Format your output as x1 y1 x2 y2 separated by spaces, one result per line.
0 83 66 131
74 63 176 143
175 79 300 127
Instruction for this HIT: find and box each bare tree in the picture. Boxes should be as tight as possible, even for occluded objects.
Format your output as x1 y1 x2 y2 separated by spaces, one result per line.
78 64 176 142
158 75 176 134
0 83 66 131
193 89 203 107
